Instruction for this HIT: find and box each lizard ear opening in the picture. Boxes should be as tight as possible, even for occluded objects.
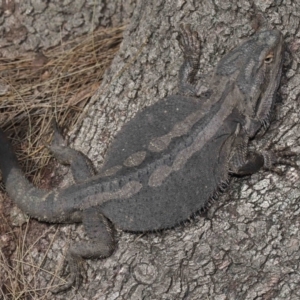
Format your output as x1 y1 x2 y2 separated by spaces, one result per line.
264 52 274 64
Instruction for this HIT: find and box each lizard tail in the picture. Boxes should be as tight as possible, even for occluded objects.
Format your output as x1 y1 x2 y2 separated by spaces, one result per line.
0 130 57 222
0 130 26 186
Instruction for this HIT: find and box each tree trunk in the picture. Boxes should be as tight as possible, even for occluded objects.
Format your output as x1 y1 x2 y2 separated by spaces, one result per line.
4 1 300 299
71 1 300 299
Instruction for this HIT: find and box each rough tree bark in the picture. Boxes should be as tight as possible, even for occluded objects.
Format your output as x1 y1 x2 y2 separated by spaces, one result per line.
3 1 300 299
70 1 300 299
0 0 135 58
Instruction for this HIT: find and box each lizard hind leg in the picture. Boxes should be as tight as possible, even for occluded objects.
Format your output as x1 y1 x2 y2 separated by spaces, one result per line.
49 123 96 183
52 208 116 293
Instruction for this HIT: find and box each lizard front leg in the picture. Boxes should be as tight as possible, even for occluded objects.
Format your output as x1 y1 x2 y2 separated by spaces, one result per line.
177 24 209 97
228 126 296 176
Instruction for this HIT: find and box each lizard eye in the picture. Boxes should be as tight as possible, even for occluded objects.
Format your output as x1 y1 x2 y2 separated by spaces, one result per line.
264 52 274 64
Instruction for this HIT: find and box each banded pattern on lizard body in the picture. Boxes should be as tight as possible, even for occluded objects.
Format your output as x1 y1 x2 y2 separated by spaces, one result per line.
0 25 289 292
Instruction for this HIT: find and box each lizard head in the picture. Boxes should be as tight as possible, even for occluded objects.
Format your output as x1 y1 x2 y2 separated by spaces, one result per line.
216 29 284 131
249 29 284 127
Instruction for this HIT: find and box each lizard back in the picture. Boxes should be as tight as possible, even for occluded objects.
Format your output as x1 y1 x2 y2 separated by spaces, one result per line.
68 81 244 231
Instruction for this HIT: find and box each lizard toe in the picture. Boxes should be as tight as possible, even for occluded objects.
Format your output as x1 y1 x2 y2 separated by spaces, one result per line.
262 148 298 172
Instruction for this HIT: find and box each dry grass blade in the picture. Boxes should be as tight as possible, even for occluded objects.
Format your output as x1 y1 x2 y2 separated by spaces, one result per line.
0 25 125 183
0 25 125 299
0 211 62 299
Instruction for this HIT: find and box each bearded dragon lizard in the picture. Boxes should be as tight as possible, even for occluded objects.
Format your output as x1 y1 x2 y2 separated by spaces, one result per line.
0 24 291 292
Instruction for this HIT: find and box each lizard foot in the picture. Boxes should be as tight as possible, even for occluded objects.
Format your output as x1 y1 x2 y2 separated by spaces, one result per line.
177 24 201 69
51 253 84 294
262 146 298 175
177 24 207 96
47 122 70 164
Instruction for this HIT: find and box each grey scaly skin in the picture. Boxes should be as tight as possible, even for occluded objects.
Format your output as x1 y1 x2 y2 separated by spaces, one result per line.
0 24 290 292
